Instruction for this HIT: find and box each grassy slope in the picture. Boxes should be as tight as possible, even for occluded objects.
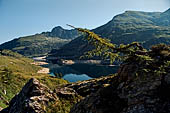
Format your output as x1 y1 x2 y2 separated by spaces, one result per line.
0 50 67 108
0 34 70 57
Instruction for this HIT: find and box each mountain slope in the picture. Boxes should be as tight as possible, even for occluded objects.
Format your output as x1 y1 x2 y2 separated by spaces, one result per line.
49 9 170 59
155 8 170 26
0 50 67 108
0 26 80 57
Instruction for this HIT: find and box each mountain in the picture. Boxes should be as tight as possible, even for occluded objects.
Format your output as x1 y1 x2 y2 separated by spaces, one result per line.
49 9 170 59
0 26 80 57
1 9 170 58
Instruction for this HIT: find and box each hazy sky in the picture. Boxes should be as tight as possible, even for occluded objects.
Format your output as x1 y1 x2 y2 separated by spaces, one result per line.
0 0 170 44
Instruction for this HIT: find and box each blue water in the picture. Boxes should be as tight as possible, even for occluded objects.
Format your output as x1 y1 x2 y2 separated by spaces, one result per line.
49 63 119 82
63 73 92 82
50 73 92 82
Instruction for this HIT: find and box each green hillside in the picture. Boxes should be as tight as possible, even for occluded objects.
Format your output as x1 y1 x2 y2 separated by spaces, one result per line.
0 26 80 57
0 34 70 57
0 50 67 108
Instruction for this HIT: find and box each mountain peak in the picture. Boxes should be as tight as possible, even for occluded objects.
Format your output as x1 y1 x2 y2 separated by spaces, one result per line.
52 26 64 30
165 8 170 12
48 26 80 39
51 26 65 33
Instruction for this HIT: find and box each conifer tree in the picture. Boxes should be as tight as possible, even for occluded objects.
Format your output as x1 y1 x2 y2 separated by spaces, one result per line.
68 25 170 76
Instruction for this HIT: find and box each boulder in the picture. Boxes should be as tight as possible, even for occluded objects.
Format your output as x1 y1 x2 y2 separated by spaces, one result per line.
1 78 58 113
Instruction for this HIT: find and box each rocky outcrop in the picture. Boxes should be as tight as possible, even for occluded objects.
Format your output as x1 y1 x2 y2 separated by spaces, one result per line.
43 26 80 39
65 75 117 97
70 63 170 113
0 75 116 113
1 78 58 113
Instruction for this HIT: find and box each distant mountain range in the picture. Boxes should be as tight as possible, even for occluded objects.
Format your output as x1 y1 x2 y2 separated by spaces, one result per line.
0 8 170 58
0 26 80 57
49 8 170 59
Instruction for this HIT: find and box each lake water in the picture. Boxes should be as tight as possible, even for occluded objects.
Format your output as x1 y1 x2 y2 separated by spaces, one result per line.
50 73 92 82
33 57 118 82
62 73 92 82
49 63 119 82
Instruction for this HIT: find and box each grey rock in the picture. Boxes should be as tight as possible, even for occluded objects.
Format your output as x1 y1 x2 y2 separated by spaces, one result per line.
1 78 58 113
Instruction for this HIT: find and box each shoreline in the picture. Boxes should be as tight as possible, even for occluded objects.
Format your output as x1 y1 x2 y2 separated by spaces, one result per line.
31 56 50 74
32 56 119 75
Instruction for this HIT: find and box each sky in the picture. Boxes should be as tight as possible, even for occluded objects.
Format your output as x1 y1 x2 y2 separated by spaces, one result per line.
0 0 170 44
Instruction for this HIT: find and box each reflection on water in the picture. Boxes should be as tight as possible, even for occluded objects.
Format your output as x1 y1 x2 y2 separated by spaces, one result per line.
69 64 119 78
50 64 119 78
50 73 92 82
62 73 92 82
49 63 119 82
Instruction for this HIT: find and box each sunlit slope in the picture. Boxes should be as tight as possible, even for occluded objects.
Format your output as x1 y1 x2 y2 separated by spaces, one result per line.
0 50 67 108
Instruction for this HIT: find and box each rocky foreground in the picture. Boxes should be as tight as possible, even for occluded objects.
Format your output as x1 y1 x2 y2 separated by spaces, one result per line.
0 61 170 113
0 74 116 113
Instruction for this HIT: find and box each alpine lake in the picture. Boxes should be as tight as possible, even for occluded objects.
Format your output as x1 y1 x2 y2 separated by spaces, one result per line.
33 57 119 82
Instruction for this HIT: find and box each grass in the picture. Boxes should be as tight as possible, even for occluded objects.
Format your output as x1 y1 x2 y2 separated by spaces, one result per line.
0 51 68 108
0 34 70 57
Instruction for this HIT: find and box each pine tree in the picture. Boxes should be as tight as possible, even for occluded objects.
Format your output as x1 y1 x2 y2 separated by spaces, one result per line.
68 25 170 77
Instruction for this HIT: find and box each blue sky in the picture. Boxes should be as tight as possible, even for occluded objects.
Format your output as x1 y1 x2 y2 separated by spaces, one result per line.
0 0 170 44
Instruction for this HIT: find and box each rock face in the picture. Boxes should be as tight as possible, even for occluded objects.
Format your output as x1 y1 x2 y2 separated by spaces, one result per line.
1 78 58 113
70 63 170 113
0 75 116 113
46 26 80 39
